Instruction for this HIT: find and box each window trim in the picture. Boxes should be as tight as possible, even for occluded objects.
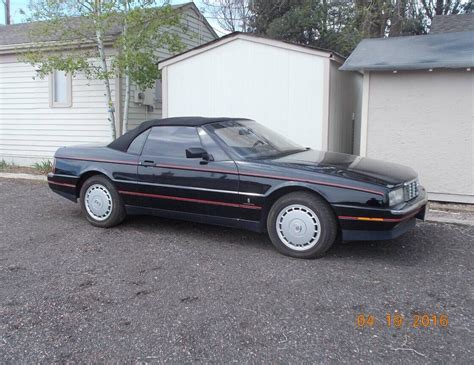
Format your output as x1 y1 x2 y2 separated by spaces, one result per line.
49 70 72 108
197 127 230 161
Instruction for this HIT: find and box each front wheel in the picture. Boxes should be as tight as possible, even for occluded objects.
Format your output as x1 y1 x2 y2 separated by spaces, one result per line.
267 192 337 259
79 175 126 228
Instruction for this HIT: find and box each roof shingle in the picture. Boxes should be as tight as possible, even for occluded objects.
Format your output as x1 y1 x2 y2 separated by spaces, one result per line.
430 14 474 34
0 3 195 47
340 31 474 72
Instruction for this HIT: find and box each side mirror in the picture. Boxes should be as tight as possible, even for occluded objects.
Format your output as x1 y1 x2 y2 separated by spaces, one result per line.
186 147 211 161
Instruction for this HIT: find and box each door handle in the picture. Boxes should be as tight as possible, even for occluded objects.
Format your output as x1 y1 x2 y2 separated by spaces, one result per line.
141 160 155 167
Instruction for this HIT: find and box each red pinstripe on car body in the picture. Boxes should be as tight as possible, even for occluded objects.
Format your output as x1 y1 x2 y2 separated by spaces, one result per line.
48 180 76 188
155 163 386 196
56 156 138 166
118 190 262 210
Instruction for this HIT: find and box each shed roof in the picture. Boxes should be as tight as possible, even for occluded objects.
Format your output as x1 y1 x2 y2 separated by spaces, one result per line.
159 32 345 69
430 14 474 34
340 31 474 72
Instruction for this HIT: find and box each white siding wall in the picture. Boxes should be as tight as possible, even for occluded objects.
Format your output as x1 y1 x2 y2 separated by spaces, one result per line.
0 5 217 165
366 70 474 203
124 6 217 131
0 59 116 166
166 38 327 150
328 62 362 154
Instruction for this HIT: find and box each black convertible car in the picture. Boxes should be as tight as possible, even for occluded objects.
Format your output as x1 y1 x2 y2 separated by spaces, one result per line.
48 117 427 258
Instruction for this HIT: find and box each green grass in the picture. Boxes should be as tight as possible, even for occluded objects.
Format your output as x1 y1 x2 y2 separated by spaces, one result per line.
32 160 53 174
0 159 16 170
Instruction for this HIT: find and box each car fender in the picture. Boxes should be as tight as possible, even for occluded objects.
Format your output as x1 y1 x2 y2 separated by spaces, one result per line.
73 166 116 196
264 180 332 202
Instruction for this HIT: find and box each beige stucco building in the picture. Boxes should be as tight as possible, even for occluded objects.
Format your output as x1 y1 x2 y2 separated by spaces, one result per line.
341 30 473 204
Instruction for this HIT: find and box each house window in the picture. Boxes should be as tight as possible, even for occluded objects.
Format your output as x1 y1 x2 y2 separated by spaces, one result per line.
50 70 72 107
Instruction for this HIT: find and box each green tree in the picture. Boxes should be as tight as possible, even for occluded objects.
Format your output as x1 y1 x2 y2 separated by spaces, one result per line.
250 0 305 35
420 0 466 19
354 0 428 37
249 0 470 55
250 0 360 56
21 0 184 138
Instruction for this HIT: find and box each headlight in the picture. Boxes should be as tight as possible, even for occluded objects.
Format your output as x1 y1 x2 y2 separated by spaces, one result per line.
389 188 404 206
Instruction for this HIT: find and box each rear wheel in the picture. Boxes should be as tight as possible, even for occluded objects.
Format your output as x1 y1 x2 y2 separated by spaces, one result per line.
79 175 126 228
267 192 337 259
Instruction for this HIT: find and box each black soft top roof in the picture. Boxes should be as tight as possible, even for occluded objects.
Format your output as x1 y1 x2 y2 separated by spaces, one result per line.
108 116 247 152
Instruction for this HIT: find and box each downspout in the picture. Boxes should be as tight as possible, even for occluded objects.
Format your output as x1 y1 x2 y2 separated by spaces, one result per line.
122 0 130 135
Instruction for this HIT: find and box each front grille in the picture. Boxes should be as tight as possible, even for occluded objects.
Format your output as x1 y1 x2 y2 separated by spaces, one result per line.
404 180 418 201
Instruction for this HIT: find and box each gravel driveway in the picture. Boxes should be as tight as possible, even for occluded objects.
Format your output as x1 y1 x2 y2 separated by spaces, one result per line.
0 178 472 363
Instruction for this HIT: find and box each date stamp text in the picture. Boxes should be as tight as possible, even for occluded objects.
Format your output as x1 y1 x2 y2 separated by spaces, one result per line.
356 313 449 328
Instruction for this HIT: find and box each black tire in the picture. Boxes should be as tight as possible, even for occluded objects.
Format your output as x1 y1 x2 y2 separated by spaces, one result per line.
267 191 337 259
79 175 126 228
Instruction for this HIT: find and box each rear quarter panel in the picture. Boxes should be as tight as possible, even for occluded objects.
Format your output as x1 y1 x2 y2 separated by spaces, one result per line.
49 146 139 200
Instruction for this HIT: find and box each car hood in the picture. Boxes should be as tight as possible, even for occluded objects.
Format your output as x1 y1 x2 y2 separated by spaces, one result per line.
263 149 417 187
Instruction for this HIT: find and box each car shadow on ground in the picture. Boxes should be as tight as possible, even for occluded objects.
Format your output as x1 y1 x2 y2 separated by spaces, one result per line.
328 238 422 262
120 214 427 264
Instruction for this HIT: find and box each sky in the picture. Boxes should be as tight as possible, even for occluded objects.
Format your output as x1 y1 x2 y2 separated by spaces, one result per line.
0 0 30 23
0 0 227 35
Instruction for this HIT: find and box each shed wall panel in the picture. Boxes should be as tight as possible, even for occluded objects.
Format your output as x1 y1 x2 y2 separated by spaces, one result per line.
328 62 362 154
166 38 326 149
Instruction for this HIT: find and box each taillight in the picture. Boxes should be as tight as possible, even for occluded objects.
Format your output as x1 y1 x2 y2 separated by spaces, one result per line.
52 158 56 173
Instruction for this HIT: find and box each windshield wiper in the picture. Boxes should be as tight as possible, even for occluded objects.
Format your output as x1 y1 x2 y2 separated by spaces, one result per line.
256 149 307 160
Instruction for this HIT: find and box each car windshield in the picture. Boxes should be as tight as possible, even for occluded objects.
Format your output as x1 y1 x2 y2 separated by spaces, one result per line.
205 120 305 159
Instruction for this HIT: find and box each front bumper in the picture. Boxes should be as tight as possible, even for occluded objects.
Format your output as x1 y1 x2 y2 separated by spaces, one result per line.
335 187 428 241
341 218 417 241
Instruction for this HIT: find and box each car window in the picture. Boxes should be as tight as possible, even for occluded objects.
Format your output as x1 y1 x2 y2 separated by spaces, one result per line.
127 129 151 155
142 126 202 158
197 127 230 161
206 120 304 159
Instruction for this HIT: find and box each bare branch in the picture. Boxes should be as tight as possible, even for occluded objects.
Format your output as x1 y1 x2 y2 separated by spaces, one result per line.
202 0 251 32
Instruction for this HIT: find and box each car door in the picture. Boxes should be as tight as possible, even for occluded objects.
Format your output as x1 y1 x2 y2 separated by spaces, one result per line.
134 125 242 219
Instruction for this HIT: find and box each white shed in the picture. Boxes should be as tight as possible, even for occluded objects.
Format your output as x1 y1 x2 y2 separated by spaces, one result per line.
159 33 362 153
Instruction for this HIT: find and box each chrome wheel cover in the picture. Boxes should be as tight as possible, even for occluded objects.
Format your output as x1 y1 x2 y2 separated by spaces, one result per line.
85 184 113 221
276 204 321 251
